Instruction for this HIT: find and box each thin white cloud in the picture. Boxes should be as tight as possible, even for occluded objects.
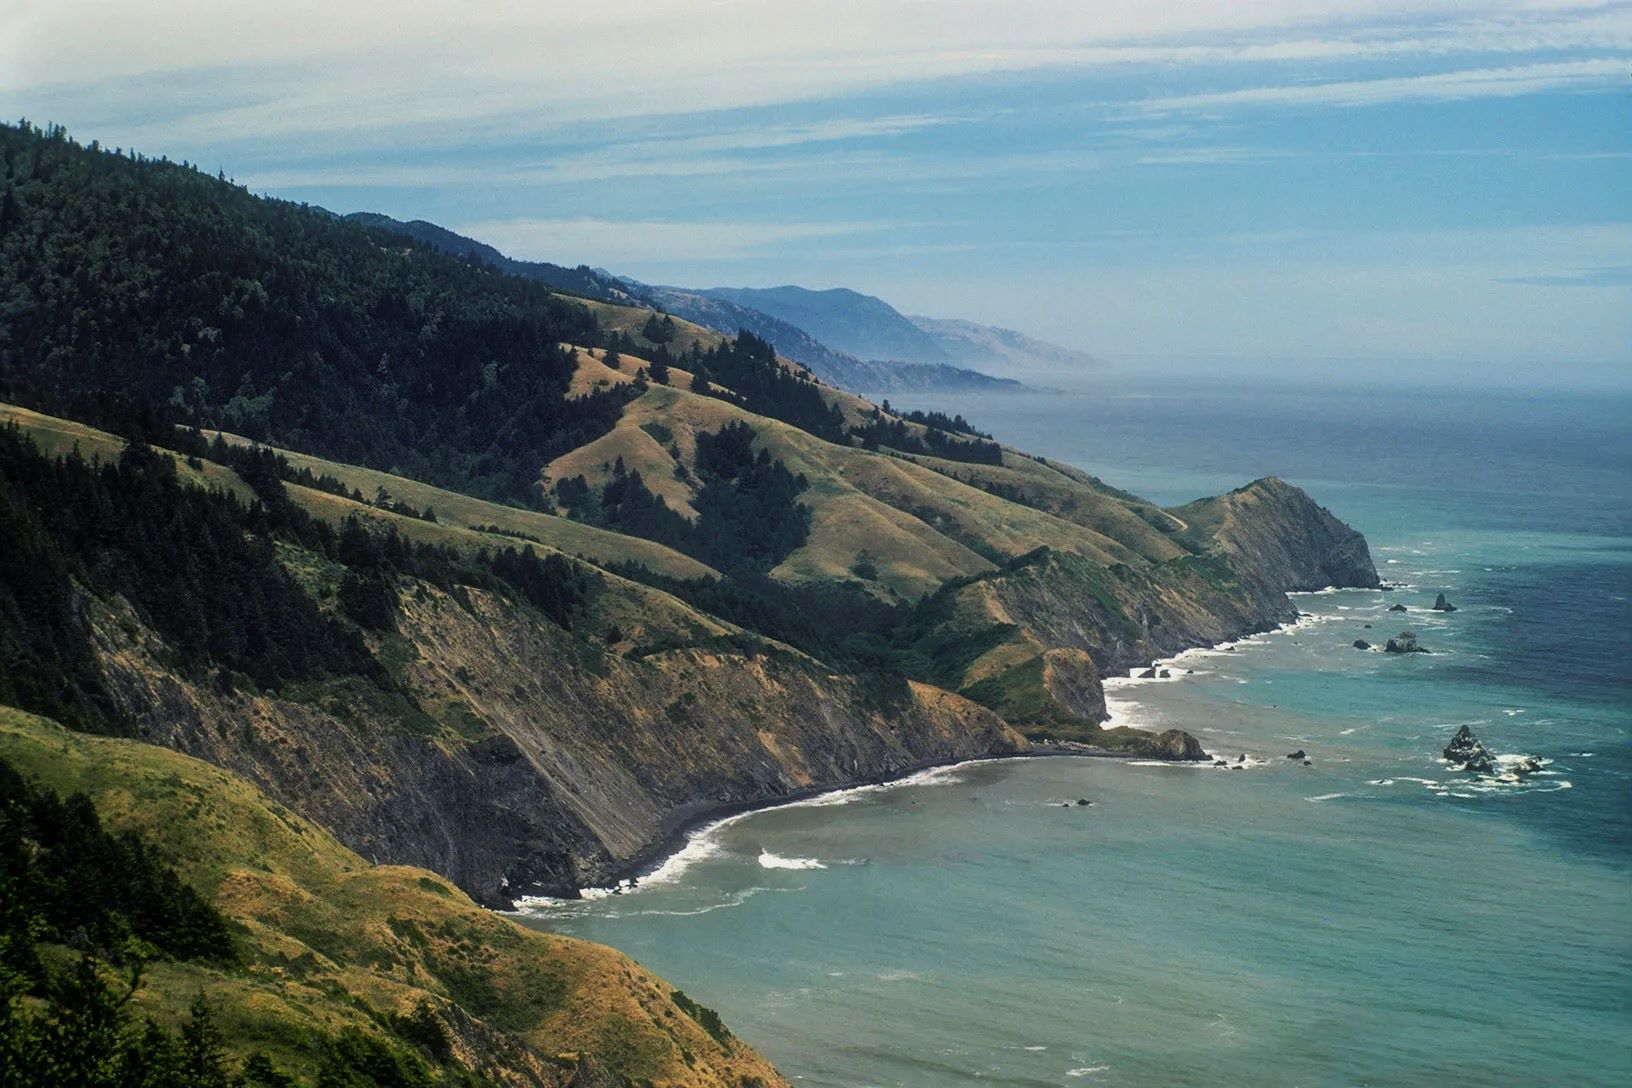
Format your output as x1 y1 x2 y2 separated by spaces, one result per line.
451 216 899 266
5 2 1630 146
1134 57 1630 113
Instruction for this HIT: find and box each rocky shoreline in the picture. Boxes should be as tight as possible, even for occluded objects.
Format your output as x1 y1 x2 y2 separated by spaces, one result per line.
563 744 1143 901
568 608 1349 902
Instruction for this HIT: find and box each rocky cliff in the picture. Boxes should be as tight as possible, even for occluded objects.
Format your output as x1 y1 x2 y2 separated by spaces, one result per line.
87 574 1020 906
9 403 1377 906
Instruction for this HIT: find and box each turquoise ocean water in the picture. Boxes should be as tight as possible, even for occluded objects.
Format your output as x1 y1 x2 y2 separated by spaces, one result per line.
519 380 1631 1086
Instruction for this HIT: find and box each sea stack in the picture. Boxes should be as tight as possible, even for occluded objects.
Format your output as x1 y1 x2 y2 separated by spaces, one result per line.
1384 630 1429 654
1431 593 1458 612
1150 730 1208 761
1443 725 1495 773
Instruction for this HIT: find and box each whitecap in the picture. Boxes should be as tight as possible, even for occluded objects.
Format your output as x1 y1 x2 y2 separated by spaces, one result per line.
1067 1066 1110 1078
758 850 827 871
605 887 771 919
1306 792 1351 802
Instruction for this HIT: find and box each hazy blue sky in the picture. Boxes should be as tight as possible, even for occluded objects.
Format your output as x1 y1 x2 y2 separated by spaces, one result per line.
5 2 1628 383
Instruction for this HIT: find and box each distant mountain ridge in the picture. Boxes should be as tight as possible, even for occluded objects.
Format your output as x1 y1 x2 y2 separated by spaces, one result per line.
907 314 1104 381
345 214 1094 391
700 285 954 364
639 284 1015 392
692 284 1100 384
346 214 1017 392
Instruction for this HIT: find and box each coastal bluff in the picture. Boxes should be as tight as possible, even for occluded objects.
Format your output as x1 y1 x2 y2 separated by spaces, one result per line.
74 456 1376 905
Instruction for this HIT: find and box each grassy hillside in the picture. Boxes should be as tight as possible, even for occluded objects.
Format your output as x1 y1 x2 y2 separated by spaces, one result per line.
0 706 787 1087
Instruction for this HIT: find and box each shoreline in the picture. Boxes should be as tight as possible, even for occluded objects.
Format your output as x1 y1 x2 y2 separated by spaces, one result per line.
510 585 1382 911
510 744 1129 911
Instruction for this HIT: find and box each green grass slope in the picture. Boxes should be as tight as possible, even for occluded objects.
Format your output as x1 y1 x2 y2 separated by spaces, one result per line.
0 706 789 1088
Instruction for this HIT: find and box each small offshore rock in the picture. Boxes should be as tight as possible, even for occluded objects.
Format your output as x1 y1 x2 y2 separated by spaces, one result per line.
1363 623 1373 629
1138 667 1158 679
1149 729 1207 761
1511 755 1545 776
1302 759 1313 766
1443 724 1496 773
1353 639 1371 650
1159 669 1172 678
1286 749 1306 760
1384 630 1429 654
1389 603 1408 612
1076 798 1093 807
1213 759 1229 767
1431 593 1458 612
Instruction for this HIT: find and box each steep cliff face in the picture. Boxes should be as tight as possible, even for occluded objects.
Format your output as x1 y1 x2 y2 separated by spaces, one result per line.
1177 477 1382 594
911 479 1380 740
89 578 1020 906
7 400 1377 904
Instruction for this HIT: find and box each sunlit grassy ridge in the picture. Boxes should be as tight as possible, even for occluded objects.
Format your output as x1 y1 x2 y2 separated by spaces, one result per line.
0 706 788 1087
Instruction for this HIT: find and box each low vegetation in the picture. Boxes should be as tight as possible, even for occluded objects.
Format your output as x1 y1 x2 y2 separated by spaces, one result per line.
0 708 788 1086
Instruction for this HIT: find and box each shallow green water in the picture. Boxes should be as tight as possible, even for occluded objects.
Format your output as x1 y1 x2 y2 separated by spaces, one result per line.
519 381 1631 1086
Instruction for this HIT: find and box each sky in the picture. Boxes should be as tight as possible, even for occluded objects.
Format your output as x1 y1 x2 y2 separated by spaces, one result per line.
4 1 1629 385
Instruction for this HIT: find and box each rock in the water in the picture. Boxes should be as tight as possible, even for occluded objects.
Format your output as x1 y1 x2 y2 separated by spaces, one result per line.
1158 669 1171 678
1389 603 1408 612
1138 667 1158 679
1384 630 1429 654
1511 755 1545 776
1431 593 1458 612
1147 729 1207 761
1443 724 1495 773
1302 759 1313 766
1363 623 1373 629
1286 749 1307 760
1353 639 1372 650
1213 759 1229 767
1076 798 1093 807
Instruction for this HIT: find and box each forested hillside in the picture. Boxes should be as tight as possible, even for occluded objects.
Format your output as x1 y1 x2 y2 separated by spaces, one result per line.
0 123 613 505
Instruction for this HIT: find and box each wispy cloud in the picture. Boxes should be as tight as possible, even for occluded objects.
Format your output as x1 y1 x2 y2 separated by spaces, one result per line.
451 217 901 266
1499 264 1632 286
1133 57 1630 114
7 2 1630 147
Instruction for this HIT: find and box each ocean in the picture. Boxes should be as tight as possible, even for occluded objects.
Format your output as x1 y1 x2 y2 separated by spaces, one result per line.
517 378 1632 1087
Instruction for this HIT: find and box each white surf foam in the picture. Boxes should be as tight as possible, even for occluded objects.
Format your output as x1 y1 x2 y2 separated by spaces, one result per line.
515 760 983 912
757 850 826 871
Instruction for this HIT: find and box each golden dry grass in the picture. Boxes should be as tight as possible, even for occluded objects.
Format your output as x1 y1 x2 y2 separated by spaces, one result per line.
0 706 789 1087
